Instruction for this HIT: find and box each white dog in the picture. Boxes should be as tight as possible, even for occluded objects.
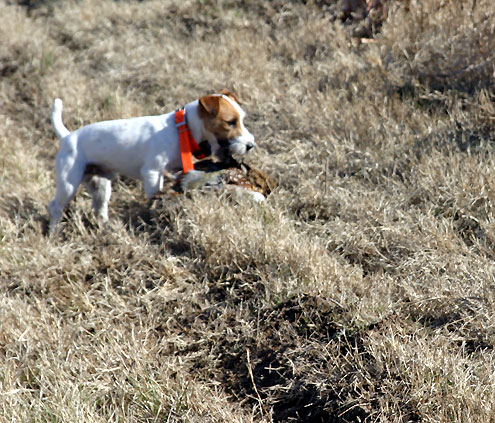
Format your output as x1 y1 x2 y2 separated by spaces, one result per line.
48 89 255 232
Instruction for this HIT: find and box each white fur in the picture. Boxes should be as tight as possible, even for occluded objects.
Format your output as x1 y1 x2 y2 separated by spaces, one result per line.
48 97 255 232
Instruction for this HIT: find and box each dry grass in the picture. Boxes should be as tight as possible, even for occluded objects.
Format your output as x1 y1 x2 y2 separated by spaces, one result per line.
2 0 495 421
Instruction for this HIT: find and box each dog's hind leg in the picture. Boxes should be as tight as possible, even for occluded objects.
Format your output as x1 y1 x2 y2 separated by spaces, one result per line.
83 174 112 223
48 152 85 233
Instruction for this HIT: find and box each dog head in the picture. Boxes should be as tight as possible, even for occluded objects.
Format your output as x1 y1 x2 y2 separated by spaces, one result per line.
198 89 255 161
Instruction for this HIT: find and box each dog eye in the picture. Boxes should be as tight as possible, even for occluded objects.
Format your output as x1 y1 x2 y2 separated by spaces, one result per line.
226 119 237 127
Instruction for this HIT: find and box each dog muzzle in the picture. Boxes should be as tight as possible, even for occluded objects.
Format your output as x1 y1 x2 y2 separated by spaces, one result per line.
219 137 255 156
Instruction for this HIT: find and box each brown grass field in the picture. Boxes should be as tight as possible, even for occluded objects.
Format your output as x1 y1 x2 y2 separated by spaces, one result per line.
1 0 495 421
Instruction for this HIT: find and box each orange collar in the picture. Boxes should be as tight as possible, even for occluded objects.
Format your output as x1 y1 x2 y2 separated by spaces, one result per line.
175 108 207 173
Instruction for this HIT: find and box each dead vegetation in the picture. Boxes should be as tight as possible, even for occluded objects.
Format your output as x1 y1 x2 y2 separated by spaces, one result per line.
1 0 495 421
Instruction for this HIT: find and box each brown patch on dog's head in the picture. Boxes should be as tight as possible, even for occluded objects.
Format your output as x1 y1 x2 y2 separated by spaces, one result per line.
218 88 242 105
198 91 243 141
198 89 255 159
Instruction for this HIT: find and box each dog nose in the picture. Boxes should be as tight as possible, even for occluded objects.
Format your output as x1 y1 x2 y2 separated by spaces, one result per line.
246 142 255 151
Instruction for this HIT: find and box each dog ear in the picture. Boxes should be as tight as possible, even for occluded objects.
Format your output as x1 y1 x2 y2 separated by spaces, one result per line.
199 95 221 116
219 88 242 105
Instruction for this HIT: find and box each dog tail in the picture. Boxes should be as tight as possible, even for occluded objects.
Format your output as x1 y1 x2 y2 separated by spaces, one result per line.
51 98 70 139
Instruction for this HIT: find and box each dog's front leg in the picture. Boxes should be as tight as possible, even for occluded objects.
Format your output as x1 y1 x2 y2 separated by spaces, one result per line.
141 168 164 198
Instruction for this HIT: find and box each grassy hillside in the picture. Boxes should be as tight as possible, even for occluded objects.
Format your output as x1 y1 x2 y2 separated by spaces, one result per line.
1 0 495 421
